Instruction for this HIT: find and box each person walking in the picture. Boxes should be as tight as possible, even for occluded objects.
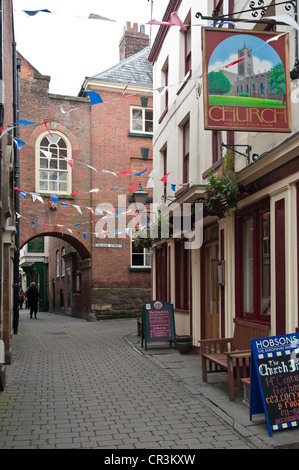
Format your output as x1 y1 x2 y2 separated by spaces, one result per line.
26 282 42 319
18 288 25 309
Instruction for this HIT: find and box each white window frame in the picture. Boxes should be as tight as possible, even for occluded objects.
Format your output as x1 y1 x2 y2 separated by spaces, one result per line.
130 106 153 134
35 131 72 195
131 240 151 268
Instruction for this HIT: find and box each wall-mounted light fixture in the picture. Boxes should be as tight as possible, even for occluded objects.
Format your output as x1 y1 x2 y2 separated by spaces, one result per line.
221 143 251 165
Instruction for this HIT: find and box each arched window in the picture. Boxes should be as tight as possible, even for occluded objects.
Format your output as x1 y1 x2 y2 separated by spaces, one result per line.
36 131 72 195
261 83 264 94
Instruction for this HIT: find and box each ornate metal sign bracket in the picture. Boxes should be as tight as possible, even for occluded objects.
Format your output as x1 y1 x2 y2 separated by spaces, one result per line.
196 0 297 25
196 0 299 79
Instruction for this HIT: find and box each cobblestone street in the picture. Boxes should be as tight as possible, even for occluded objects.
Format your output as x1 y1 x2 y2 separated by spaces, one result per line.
0 310 254 450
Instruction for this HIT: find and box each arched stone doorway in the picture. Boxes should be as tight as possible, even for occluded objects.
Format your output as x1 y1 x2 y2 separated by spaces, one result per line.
20 232 91 319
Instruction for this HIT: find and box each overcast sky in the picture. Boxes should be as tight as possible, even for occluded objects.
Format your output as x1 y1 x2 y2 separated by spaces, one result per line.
13 0 169 96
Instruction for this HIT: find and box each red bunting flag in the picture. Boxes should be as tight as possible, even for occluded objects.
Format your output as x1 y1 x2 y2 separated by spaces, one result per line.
225 56 244 68
122 85 139 98
44 117 54 136
161 172 171 182
147 12 187 31
129 181 139 190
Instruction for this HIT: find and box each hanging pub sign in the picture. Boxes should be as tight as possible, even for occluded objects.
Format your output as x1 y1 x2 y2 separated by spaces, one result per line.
202 27 292 132
250 332 299 437
141 300 176 351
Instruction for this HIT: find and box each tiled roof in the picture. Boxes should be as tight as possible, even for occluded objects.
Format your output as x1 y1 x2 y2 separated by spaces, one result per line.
90 46 152 88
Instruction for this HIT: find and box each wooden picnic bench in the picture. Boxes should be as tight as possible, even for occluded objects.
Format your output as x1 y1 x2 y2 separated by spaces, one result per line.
199 319 270 401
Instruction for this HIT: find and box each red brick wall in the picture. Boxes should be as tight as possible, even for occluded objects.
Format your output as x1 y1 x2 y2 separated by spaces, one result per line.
18 52 153 317
119 23 149 61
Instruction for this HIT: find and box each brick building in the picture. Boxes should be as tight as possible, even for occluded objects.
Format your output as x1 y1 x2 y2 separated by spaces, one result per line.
0 0 18 387
18 22 153 319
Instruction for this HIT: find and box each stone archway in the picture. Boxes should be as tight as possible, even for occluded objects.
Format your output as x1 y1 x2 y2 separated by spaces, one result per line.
20 232 91 319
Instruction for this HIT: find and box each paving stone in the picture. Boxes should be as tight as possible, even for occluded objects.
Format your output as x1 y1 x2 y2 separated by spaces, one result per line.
0 311 257 449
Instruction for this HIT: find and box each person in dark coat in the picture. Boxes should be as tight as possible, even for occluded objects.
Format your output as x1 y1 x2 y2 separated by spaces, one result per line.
26 282 42 319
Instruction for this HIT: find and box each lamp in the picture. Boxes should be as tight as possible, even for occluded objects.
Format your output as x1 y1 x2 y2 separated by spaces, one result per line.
252 153 260 162
132 182 148 208
221 143 251 165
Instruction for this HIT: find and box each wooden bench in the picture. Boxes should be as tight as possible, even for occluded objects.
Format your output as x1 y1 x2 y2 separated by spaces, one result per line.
199 319 270 401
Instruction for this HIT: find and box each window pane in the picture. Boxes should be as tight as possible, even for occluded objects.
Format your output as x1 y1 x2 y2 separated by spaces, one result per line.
49 182 57 191
49 144 58 157
50 159 58 170
261 212 271 314
132 254 144 266
59 172 67 181
132 245 143 254
48 135 60 144
145 120 153 132
59 182 67 192
145 248 151 266
132 119 142 131
58 138 67 149
145 109 152 119
40 181 48 190
133 109 142 120
40 158 48 169
40 170 48 180
49 171 57 181
132 108 143 131
206 246 214 314
59 158 67 170
243 218 253 312
40 136 49 147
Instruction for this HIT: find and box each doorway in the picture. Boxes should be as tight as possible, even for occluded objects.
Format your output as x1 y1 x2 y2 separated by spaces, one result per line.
204 241 219 339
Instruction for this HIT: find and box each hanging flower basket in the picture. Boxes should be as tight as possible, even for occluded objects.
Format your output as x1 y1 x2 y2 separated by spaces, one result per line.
204 151 239 218
132 208 173 250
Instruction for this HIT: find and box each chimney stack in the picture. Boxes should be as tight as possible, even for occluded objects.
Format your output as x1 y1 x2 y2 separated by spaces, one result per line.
119 22 149 61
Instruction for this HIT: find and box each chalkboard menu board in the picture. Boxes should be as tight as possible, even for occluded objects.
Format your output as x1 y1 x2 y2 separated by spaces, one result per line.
251 332 299 436
141 300 176 351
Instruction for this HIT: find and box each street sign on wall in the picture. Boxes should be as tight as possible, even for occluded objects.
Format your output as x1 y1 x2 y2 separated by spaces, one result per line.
202 27 292 133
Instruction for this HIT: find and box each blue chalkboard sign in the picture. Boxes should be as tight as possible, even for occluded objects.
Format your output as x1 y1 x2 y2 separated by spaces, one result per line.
251 332 299 437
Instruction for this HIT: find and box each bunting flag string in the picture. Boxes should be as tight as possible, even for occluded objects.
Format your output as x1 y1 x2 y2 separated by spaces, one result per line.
9 10 297 241
16 8 299 36
15 206 149 240
0 28 290 146
12 9 296 99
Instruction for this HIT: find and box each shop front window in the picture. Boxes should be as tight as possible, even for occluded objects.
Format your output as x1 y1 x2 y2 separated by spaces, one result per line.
243 217 253 313
261 211 271 314
236 202 271 323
